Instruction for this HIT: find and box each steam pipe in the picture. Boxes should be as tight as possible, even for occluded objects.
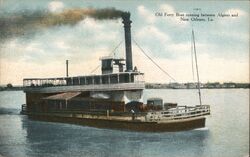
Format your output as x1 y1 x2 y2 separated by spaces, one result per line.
66 60 69 77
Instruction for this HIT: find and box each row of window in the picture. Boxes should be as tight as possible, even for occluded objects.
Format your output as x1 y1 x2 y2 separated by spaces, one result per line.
24 73 143 87
66 74 135 86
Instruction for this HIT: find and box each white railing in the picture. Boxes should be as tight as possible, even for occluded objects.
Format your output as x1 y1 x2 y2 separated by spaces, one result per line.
145 105 210 122
23 82 145 93
23 72 144 88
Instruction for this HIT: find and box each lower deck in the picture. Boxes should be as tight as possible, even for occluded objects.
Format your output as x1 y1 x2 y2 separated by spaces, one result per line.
22 90 210 132
26 112 206 132
21 103 210 122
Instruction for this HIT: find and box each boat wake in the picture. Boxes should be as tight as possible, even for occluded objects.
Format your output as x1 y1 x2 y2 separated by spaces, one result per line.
0 107 20 115
194 127 209 131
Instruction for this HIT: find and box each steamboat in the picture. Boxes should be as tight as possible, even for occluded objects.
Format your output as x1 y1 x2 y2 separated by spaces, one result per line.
21 12 210 132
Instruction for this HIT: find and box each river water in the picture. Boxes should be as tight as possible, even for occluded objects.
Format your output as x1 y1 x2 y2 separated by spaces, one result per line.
0 89 249 157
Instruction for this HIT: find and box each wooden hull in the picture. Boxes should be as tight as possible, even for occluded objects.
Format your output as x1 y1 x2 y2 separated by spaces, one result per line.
27 114 206 132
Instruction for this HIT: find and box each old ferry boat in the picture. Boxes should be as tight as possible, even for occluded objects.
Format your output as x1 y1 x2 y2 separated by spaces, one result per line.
21 12 210 132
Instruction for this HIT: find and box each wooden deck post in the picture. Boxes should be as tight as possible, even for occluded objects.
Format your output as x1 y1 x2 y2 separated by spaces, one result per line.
107 110 110 119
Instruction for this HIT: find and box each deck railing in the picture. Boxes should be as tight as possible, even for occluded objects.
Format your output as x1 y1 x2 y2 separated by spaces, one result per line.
23 82 145 93
22 104 210 122
145 105 210 122
21 104 27 114
23 72 144 88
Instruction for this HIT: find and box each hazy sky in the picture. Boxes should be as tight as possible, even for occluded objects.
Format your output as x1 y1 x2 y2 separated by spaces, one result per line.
0 0 249 85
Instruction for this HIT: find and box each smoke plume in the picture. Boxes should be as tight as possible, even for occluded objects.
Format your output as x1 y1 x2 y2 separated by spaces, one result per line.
0 8 125 42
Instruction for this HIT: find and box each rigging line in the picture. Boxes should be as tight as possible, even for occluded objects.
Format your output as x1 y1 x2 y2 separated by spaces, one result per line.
108 40 124 56
90 40 123 74
90 65 100 74
192 29 202 106
191 32 195 81
133 39 176 82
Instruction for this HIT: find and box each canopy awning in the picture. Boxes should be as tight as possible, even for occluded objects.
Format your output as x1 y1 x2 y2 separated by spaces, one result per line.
43 92 81 100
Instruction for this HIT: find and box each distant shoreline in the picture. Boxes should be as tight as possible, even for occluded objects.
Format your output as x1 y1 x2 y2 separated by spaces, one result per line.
1 88 249 92
0 82 249 91
145 82 250 89
0 87 23 91
145 87 250 89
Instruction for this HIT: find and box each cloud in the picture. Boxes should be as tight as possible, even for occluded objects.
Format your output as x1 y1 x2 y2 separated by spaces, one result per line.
134 25 176 59
136 25 170 43
210 30 248 43
137 4 188 27
0 2 248 85
225 8 247 17
0 17 123 64
167 42 190 55
159 4 175 13
48 1 64 13
132 49 249 83
54 40 70 50
159 4 189 27
137 5 156 24
135 25 194 59
217 8 248 27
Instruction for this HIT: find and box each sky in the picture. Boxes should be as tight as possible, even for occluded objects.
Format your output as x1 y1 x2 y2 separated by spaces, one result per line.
0 0 249 85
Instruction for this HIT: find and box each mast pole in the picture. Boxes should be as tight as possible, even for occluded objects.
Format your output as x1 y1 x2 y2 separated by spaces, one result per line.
191 34 195 81
192 29 202 106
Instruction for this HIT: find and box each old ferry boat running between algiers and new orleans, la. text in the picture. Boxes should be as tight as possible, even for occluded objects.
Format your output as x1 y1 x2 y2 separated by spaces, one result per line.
21 10 210 132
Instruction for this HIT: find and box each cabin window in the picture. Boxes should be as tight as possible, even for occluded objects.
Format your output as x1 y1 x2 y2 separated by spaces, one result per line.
94 76 100 84
73 77 79 85
119 74 125 83
86 77 93 85
110 74 118 84
66 78 72 85
102 59 113 69
130 74 135 82
102 76 109 84
80 77 86 85
119 74 128 83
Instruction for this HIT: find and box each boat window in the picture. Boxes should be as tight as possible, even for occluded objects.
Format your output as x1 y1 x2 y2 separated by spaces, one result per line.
86 77 93 85
119 74 126 83
125 74 130 83
102 75 109 84
73 77 79 85
66 78 72 86
80 77 86 85
130 73 135 82
94 76 100 84
110 74 118 84
102 59 113 74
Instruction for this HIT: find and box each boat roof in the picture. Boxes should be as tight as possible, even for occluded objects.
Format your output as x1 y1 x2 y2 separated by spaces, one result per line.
23 71 144 81
99 56 125 61
43 92 81 100
147 98 163 101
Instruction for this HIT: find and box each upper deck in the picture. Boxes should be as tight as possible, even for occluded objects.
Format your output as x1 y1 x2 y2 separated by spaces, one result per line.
23 72 145 93
23 13 143 94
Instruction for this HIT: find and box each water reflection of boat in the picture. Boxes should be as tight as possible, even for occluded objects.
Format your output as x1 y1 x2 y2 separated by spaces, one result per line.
20 116 210 157
21 12 210 132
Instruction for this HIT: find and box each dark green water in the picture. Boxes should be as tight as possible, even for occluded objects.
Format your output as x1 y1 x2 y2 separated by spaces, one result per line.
0 89 249 157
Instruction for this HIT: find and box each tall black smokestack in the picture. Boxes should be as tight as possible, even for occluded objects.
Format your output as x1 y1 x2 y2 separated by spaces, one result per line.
122 12 133 72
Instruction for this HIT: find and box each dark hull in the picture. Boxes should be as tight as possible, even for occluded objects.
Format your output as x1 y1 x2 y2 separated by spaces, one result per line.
27 114 206 132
